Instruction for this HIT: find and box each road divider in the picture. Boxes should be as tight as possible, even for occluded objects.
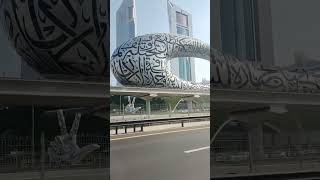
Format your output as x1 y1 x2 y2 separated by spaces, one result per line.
110 115 210 135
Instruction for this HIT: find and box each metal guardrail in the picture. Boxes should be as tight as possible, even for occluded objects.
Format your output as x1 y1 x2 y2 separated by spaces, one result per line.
211 138 320 179
110 103 210 116
110 115 210 135
211 171 320 180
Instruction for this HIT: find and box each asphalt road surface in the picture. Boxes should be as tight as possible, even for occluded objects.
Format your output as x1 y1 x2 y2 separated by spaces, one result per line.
110 125 210 180
0 125 209 180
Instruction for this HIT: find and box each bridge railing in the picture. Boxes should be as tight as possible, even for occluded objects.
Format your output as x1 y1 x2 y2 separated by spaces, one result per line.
211 139 320 177
110 103 210 117
110 116 210 135
0 135 108 173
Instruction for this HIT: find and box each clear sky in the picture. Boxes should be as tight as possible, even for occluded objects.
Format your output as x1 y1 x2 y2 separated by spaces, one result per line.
110 0 210 84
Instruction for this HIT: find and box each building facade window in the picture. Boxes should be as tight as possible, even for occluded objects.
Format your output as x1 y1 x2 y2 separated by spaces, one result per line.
178 58 192 81
243 0 259 62
128 23 135 37
128 6 134 20
186 58 191 80
176 26 189 36
176 12 188 27
176 11 191 81
220 0 259 62
177 24 190 80
179 59 186 80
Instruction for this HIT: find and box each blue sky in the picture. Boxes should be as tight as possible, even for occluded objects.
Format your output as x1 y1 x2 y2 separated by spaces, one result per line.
110 0 210 83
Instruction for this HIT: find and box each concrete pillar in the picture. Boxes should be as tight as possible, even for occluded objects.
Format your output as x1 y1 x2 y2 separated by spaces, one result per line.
184 95 199 114
122 104 125 120
248 120 264 161
142 94 157 119
146 99 151 118
187 100 193 113
231 110 267 161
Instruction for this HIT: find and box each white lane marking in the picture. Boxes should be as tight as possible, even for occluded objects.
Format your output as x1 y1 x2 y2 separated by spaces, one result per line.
110 126 209 141
184 146 210 154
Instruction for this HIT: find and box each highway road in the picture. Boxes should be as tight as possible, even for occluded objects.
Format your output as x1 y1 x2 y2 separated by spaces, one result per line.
0 125 209 180
110 125 210 180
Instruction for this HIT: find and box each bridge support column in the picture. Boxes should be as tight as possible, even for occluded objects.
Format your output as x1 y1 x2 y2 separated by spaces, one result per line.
230 110 266 161
248 120 264 161
142 94 157 119
146 99 151 118
184 95 200 114
187 100 193 114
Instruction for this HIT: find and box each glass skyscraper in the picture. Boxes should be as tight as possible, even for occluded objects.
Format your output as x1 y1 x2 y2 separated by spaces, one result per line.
114 0 196 84
213 0 275 66
220 0 259 62
169 3 194 81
